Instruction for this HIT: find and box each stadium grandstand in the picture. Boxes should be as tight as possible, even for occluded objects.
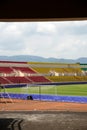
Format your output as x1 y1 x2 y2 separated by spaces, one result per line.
0 61 87 86
28 62 87 83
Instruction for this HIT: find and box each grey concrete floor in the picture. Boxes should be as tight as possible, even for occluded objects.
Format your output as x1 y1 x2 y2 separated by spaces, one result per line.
0 111 87 130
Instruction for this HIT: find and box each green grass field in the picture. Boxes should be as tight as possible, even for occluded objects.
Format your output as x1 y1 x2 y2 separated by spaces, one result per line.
1 84 87 96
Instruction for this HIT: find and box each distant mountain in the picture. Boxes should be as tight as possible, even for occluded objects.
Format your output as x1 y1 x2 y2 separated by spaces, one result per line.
0 55 87 63
75 57 87 63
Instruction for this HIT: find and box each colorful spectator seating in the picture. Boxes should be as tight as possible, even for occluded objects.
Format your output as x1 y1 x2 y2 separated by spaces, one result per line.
6 76 32 84
0 77 11 84
0 67 13 73
0 61 86 85
28 76 50 83
47 75 87 82
12 67 36 73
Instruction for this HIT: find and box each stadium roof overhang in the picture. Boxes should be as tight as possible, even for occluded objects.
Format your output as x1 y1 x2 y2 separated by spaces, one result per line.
0 1 87 21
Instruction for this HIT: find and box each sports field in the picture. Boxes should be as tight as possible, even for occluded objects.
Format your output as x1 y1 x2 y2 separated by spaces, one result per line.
2 84 87 96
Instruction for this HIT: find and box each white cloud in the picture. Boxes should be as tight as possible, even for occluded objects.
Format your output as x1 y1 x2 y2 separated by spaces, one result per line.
0 21 87 59
36 22 56 34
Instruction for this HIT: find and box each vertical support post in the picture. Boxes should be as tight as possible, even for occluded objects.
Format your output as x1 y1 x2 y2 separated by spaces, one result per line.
55 85 57 101
39 85 41 101
55 85 56 95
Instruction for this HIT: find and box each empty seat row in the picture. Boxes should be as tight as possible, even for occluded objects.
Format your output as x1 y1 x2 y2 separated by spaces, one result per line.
27 76 50 83
0 75 51 85
0 66 36 74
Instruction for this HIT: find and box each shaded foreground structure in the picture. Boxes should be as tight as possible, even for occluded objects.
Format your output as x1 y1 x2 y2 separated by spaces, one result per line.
0 111 87 130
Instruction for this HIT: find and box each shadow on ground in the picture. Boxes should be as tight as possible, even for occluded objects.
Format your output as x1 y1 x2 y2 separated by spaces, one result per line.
0 118 23 130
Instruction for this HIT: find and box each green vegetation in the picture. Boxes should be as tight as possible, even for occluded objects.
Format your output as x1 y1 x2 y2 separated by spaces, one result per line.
1 84 87 96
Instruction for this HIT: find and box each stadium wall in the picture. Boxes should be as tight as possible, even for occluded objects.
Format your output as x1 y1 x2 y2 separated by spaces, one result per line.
1 93 87 103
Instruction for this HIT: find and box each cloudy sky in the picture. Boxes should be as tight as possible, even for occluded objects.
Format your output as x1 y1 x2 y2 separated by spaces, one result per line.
0 20 87 59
